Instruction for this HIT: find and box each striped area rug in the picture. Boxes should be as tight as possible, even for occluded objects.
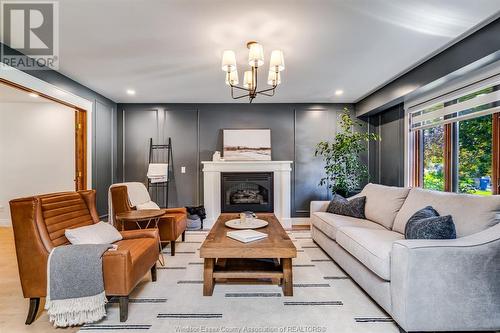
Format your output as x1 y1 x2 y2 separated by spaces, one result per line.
78 231 398 333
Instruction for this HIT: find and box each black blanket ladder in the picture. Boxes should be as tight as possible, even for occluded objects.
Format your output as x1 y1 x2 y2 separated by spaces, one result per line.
147 137 172 208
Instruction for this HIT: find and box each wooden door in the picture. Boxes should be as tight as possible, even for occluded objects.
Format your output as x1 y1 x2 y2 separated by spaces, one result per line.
75 109 87 190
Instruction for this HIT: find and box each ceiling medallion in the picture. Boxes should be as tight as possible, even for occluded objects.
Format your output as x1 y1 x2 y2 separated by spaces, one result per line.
221 41 285 103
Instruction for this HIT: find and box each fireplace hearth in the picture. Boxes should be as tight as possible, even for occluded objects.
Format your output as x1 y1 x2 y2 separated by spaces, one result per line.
221 172 273 213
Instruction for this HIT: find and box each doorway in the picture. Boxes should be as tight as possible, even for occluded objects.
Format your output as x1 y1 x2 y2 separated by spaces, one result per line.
0 80 88 224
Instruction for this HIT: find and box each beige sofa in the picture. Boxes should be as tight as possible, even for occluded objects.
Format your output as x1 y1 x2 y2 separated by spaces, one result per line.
310 183 500 332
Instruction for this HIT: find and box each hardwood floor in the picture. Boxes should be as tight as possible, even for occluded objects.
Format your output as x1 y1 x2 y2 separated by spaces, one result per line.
0 227 78 333
290 224 310 230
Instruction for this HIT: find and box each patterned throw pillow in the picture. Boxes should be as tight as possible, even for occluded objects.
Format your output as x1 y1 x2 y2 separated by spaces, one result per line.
406 205 439 223
326 194 366 219
405 206 456 239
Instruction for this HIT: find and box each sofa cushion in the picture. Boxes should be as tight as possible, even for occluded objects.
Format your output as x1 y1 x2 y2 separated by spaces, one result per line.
336 227 404 281
393 187 500 237
405 215 456 239
361 183 410 229
326 194 366 218
312 212 386 240
103 237 159 293
113 238 157 265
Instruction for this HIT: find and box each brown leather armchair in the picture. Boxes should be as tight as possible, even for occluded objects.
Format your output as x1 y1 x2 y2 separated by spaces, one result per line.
9 190 159 325
110 185 187 255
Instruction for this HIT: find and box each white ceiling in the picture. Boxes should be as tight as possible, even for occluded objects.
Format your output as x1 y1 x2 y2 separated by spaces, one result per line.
30 1 500 102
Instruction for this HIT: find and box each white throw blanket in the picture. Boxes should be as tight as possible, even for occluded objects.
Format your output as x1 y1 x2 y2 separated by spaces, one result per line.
108 182 160 226
147 163 169 183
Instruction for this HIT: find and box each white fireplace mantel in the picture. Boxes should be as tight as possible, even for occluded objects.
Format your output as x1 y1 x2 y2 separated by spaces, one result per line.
202 161 293 229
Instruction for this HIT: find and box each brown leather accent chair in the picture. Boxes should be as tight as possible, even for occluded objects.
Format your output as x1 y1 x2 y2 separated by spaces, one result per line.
109 185 187 255
9 190 159 325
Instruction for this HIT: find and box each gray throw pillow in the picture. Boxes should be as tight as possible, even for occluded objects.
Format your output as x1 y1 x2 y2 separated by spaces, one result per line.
406 205 439 223
326 194 366 219
405 206 456 239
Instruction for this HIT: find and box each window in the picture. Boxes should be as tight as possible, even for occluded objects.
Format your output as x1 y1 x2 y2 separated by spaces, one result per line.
410 80 500 195
422 125 445 191
457 115 493 195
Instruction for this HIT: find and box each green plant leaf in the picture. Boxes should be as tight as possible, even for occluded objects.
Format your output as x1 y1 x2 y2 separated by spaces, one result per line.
314 106 380 195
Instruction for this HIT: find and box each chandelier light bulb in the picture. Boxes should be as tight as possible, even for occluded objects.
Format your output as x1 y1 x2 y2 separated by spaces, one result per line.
221 50 237 72
248 43 264 67
225 70 239 86
267 70 281 86
243 70 254 89
269 50 285 71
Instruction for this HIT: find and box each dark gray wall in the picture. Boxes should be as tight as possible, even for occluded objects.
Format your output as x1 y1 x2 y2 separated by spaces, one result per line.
117 103 352 217
94 101 117 215
356 17 500 117
1 43 118 216
367 103 405 187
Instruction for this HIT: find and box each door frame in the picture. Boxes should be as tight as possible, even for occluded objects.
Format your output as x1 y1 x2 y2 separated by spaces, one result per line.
0 64 93 190
75 109 87 190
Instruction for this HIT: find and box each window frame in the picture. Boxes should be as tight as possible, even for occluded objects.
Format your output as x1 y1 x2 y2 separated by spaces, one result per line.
493 113 500 194
411 113 499 195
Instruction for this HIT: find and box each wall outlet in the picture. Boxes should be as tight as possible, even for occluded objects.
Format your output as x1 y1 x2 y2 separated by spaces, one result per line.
181 166 186 174
0 205 4 212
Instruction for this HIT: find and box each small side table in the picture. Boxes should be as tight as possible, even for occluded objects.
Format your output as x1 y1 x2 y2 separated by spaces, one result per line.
116 209 166 265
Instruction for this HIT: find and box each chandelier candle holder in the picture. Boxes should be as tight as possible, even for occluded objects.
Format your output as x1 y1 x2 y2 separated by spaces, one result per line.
221 41 285 103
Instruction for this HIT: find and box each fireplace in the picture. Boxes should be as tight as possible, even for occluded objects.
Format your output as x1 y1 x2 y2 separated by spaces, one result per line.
221 172 274 213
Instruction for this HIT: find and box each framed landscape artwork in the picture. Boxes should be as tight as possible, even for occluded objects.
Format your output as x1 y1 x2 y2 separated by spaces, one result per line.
222 129 272 161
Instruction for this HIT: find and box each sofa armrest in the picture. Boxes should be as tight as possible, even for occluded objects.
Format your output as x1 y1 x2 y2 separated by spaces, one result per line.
102 248 134 295
390 223 500 332
120 228 159 241
310 201 330 214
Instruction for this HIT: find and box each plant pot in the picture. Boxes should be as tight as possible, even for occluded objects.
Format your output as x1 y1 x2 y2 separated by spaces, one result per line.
334 189 349 198
334 189 361 198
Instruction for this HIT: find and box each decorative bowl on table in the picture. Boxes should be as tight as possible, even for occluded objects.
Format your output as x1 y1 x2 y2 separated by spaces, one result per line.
225 211 268 229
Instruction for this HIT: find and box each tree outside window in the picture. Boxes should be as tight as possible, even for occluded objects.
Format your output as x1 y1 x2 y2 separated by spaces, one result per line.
458 115 492 196
423 125 445 191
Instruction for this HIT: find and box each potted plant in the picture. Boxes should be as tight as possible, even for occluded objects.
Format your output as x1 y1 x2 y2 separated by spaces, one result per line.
314 107 380 197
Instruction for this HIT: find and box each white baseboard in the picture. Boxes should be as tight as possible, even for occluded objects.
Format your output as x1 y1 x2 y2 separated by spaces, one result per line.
0 218 11 227
280 217 293 229
291 217 310 225
203 218 216 230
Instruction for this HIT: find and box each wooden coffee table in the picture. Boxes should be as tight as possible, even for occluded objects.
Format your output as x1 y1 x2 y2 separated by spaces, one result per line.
200 213 297 296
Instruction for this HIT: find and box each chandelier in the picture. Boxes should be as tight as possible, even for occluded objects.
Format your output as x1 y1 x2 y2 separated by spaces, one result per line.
221 41 285 103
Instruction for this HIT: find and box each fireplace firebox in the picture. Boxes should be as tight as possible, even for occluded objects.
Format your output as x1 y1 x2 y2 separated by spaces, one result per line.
221 172 274 213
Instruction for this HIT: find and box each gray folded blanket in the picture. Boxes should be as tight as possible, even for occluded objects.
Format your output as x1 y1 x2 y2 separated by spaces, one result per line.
45 244 113 327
